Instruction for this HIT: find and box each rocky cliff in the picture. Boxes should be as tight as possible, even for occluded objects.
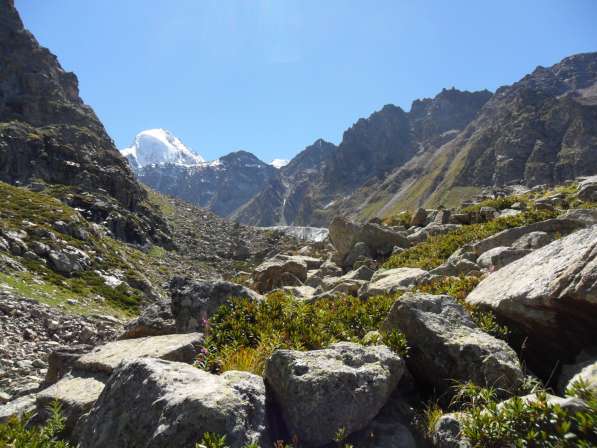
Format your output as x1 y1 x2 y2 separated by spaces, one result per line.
137 151 279 217
0 0 170 246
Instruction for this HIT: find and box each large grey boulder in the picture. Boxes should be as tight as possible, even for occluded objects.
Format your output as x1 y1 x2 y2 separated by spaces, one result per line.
382 293 523 393
432 413 469 448
0 394 36 423
36 376 105 432
468 218 582 256
511 231 553 250
359 268 428 298
79 358 268 448
74 333 203 374
577 176 597 202
329 217 408 266
466 226 597 376
407 224 460 245
170 277 262 331
264 342 404 447
476 246 531 270
120 300 176 339
252 257 308 293
44 344 93 386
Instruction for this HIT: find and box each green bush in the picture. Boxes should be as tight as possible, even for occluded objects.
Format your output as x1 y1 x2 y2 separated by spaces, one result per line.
0 402 70 447
453 381 597 447
199 291 402 374
383 208 558 270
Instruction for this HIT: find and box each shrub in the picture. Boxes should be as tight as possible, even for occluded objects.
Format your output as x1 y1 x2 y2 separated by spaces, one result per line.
0 402 70 447
453 382 597 447
201 291 401 374
384 208 558 270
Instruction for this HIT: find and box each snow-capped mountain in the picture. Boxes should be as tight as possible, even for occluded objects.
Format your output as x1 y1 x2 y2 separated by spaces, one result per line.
270 159 289 169
121 129 204 168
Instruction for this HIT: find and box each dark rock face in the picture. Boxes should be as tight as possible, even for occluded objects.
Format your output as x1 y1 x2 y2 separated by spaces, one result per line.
455 53 597 188
236 90 492 226
0 0 170 246
136 151 279 218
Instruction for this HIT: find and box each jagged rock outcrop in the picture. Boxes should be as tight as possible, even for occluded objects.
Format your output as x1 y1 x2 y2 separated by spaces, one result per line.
0 0 170 246
136 151 279 218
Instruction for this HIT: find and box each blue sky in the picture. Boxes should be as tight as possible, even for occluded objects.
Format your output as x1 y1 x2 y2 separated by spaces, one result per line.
15 0 597 162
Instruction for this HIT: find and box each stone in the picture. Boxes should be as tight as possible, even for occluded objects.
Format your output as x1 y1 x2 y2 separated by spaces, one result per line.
342 265 375 281
78 359 268 448
558 352 597 396
476 246 531 270
407 223 460 244
44 344 93 386
435 209 452 224
359 268 428 298
560 208 597 226
120 300 176 339
468 218 582 256
253 258 308 293
382 293 523 393
344 241 372 269
466 226 597 377
329 217 408 266
577 176 597 202
36 376 105 432
432 413 470 448
281 285 316 300
410 208 428 227
511 231 553 250
170 277 263 332
0 394 36 423
264 342 404 447
74 333 203 374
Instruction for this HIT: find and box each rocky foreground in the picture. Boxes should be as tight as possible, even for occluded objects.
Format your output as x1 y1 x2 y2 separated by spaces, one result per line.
1 178 596 447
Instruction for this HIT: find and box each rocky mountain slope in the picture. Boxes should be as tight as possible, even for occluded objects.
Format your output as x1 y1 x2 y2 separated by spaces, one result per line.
132 53 597 228
3 177 596 447
136 150 280 217
0 0 171 247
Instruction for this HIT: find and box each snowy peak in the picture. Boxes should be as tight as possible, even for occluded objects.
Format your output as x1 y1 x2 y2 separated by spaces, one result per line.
271 159 289 169
121 129 204 168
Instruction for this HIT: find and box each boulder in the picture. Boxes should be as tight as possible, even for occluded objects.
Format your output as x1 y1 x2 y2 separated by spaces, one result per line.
0 394 36 424
407 223 460 244
329 216 361 263
559 208 597 226
410 208 428 227
253 258 308 293
382 293 523 393
44 344 93 386
429 259 480 277
342 265 375 281
78 358 268 448
344 241 372 269
329 217 408 266
359 268 428 298
74 333 203 374
432 413 469 448
577 176 597 202
36 376 104 432
511 231 553 250
264 342 404 447
476 246 531 270
558 351 597 395
466 226 597 377
120 300 176 339
281 285 316 300
170 277 263 332
48 247 90 275
468 218 582 256
434 209 452 225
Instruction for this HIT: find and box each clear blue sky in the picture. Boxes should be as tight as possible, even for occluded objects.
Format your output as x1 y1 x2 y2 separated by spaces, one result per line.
15 0 597 162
